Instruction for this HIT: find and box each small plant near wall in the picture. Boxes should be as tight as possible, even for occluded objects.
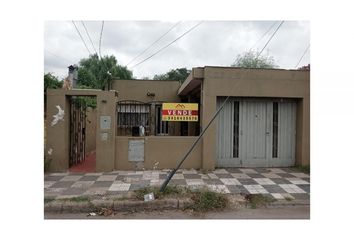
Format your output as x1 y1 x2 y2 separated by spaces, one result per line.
294 165 310 174
44 155 52 173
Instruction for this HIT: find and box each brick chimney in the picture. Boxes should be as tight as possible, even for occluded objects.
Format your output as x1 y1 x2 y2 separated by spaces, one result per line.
68 64 78 88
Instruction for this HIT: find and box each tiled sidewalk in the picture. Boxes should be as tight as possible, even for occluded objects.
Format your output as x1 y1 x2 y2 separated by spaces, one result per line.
44 168 310 201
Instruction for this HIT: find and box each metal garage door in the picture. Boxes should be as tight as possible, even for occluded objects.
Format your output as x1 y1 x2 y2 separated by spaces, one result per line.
217 98 296 167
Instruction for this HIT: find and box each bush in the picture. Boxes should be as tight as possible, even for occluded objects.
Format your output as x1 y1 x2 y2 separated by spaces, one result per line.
189 190 227 212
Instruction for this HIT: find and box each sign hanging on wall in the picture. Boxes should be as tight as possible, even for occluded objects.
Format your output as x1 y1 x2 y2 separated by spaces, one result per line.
162 103 198 121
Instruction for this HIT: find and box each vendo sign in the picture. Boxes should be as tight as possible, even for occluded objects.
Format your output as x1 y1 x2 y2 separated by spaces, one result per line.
162 103 198 122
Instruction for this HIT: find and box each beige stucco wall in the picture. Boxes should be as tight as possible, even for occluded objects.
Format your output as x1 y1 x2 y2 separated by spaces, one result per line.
115 136 202 170
112 79 181 103
45 89 117 172
45 92 70 171
198 67 310 169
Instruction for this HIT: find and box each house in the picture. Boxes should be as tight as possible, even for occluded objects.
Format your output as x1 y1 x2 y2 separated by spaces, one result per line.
45 66 309 172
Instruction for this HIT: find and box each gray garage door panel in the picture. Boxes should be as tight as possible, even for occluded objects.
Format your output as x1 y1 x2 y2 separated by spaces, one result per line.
269 102 296 167
239 101 269 167
217 98 296 168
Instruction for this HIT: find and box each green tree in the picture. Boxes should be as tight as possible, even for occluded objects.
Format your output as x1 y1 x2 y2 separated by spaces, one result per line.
78 54 133 90
44 72 62 115
153 68 191 83
231 50 278 69
44 72 62 94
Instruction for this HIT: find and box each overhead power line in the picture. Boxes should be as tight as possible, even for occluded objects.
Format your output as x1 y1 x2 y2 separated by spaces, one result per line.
160 20 285 192
249 21 279 52
233 21 279 66
99 21 105 59
294 44 310 69
81 21 98 56
126 21 182 66
258 21 284 56
131 21 204 69
45 49 72 63
72 20 92 55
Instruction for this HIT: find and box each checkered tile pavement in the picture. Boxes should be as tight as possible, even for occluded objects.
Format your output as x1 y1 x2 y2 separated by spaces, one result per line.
44 168 310 200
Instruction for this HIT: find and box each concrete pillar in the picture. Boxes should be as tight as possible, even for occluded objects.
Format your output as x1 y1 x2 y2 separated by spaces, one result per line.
96 91 117 171
201 93 217 170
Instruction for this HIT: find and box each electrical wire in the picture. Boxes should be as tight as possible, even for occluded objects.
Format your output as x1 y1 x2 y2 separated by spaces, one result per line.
249 21 279 51
45 49 72 63
72 20 92 55
126 21 181 66
233 21 280 66
130 21 203 69
294 44 310 69
81 21 98 56
160 20 285 192
258 21 284 57
99 21 104 59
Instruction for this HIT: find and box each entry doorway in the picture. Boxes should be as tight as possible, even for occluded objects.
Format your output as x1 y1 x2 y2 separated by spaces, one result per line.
69 96 97 172
217 98 296 167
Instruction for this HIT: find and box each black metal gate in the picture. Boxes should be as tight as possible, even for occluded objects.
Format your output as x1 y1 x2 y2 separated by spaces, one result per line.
69 97 86 167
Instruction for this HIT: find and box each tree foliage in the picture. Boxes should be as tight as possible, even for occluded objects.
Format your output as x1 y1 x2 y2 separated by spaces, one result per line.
231 50 278 69
153 68 191 83
77 54 133 89
297 64 310 71
44 72 63 113
44 72 62 94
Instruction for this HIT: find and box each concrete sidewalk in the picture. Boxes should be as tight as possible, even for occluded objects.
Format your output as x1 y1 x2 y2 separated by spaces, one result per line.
44 168 310 201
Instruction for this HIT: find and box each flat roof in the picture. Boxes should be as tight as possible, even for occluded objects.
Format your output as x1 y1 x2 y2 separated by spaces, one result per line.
112 78 180 82
203 65 310 72
178 65 310 96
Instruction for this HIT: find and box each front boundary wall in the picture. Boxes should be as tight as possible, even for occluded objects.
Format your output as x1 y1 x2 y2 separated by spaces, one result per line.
46 90 202 172
46 89 117 172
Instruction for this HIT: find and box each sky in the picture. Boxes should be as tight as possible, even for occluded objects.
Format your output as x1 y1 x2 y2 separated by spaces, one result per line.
44 20 310 80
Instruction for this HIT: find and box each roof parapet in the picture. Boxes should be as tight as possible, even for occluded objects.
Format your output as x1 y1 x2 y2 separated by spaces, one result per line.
178 67 204 96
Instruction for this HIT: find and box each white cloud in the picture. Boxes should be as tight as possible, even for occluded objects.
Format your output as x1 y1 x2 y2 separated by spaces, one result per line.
44 20 310 79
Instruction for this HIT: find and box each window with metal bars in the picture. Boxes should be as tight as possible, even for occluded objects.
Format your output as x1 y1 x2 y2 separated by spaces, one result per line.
117 101 151 136
272 102 279 158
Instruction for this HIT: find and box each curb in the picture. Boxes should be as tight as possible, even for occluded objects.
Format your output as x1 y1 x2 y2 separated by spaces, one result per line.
44 196 309 214
44 198 194 214
269 199 310 207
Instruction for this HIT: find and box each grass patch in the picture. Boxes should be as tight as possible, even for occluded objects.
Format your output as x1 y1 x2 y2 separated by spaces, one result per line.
44 197 55 204
134 186 228 212
285 197 293 201
65 196 90 202
293 165 310 174
244 194 275 209
134 185 189 200
114 197 130 201
189 190 228 212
